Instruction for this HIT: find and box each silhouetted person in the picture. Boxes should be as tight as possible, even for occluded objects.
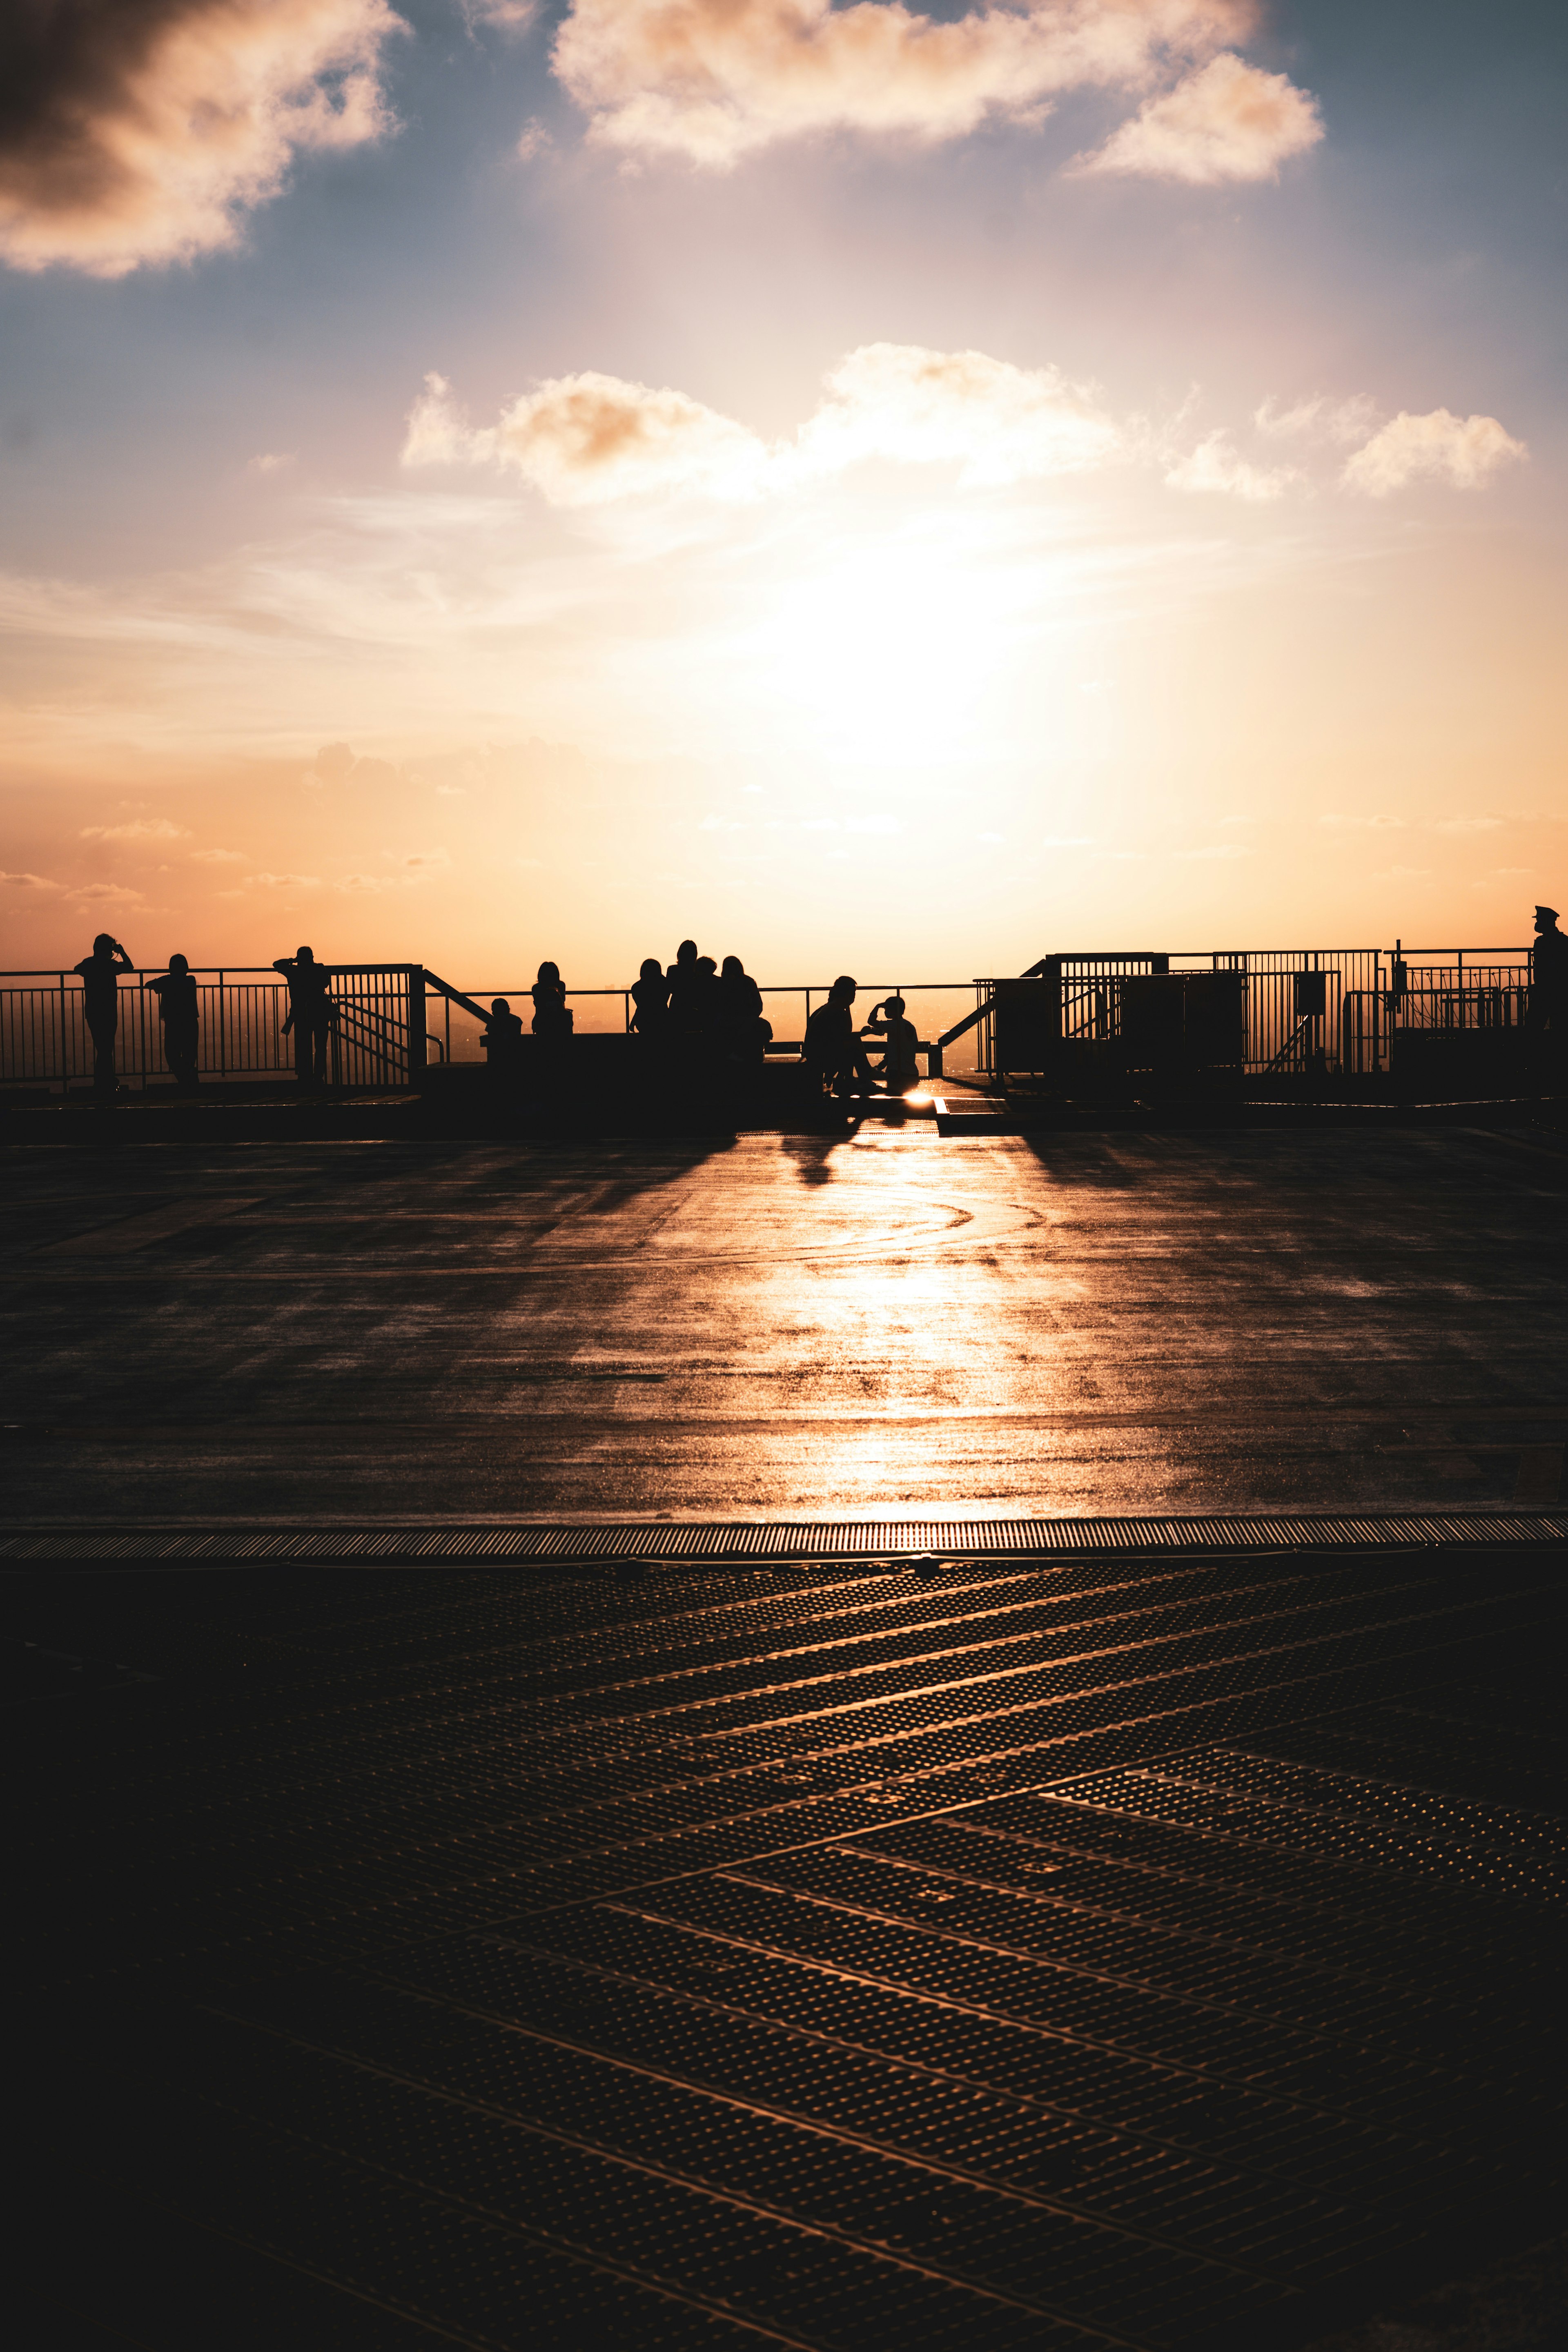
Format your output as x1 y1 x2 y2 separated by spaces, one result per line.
273 945 335 1086
630 958 670 1038
864 994 920 1094
1530 904 1566 1088
666 940 702 1034
693 955 721 1038
805 975 875 1098
143 953 200 1089
531 960 572 1038
73 933 132 1096
481 997 524 1084
719 955 769 1063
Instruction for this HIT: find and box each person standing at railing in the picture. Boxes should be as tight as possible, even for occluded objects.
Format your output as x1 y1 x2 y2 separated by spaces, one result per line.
272 945 336 1087
143 954 200 1089
72 933 133 1097
1530 905 1566 1089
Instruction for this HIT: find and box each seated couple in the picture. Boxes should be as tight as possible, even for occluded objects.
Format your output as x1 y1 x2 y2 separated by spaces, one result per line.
481 962 570 1070
805 978 921 1098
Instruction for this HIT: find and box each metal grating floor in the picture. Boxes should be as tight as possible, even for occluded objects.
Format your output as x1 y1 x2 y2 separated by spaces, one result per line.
9 1524 1565 2350
2 1506 1564 1562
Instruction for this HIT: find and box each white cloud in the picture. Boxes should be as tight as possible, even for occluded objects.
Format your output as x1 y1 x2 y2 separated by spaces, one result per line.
516 118 553 161
1343 410 1527 496
405 343 1124 505
1075 52 1322 184
552 0 1257 169
1 869 62 890
1435 816 1503 835
0 0 407 277
80 817 189 842
69 881 145 903
247 871 321 888
796 344 1123 485
248 452 296 475
190 847 248 863
1254 393 1378 445
1165 430 1294 501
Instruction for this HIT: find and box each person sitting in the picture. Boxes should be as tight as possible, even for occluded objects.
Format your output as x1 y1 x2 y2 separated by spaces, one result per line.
272 945 335 1087
692 955 722 1037
863 993 920 1095
719 955 770 1063
143 953 200 1089
73 933 133 1096
481 997 525 1080
805 975 875 1098
531 961 572 1038
630 958 670 1038
666 940 701 1033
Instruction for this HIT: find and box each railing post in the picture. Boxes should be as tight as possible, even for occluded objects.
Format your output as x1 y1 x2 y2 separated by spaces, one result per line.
408 965 427 1084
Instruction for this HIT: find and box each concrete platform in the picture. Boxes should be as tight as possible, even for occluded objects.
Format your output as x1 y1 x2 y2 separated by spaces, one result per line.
1 1123 1563 1523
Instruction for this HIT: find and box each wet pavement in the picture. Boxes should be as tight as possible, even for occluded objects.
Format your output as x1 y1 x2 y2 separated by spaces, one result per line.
0 1122 1564 1523
4 1123 1565 2348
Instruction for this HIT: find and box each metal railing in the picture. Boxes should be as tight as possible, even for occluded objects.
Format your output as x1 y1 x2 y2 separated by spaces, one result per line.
421 974 986 1076
0 965 424 1094
960 947 1533 1080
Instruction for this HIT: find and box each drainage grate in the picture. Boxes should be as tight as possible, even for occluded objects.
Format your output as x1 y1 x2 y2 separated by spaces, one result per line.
0 1507 1563 1564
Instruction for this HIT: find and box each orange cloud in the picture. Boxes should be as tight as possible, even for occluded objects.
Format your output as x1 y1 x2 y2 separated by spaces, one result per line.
1075 51 1321 182
403 368 773 502
552 0 1254 167
0 0 406 276
1342 410 1528 496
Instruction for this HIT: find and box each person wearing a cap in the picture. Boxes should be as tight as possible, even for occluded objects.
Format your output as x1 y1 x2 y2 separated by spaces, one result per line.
1529 904 1565 1087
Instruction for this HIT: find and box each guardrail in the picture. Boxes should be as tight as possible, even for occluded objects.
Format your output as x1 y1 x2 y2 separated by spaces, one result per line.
0 965 423 1094
2 946 1537 1096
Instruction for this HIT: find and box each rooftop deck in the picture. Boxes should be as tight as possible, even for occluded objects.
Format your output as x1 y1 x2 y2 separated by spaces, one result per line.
5 1119 1564 2348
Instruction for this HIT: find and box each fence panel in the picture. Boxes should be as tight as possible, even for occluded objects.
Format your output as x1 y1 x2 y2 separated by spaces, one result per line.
0 965 420 1093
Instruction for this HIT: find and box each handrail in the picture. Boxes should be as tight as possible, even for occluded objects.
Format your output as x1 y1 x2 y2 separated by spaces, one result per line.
1262 1014 1314 1074
423 970 498 1025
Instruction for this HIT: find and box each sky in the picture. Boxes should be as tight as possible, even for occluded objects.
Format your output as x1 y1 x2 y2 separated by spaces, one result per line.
1 0 1564 983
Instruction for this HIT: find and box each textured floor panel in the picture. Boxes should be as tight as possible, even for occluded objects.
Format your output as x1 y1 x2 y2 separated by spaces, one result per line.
9 1540 1565 2349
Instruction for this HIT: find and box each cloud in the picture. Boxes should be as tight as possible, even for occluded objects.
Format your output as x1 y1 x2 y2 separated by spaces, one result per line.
1322 812 1405 830
1 869 62 890
0 0 405 277
515 118 552 161
1165 430 1294 501
1254 393 1377 445
248 451 296 474
310 739 360 780
405 343 1123 504
403 369 772 503
80 816 188 842
1435 816 1503 835
1343 410 1527 496
69 880 145 902
796 344 1122 483
552 0 1256 169
246 871 321 887
1074 51 1321 183
190 846 248 863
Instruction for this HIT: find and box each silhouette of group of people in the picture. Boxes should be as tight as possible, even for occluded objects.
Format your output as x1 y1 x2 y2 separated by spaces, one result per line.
67 905 1567 1102
70 934 339 1095
480 944 922 1099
